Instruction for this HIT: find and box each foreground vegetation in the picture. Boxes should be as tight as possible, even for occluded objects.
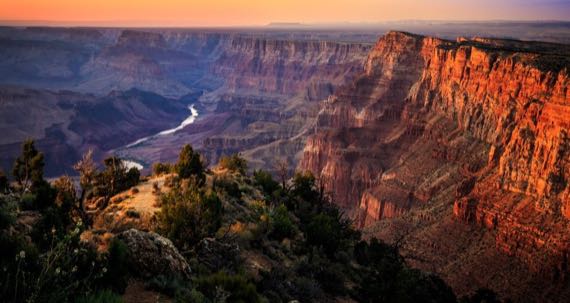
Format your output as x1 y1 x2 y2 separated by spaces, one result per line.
0 141 502 302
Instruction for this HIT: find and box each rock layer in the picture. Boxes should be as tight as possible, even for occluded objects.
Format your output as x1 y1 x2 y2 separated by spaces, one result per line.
301 31 570 299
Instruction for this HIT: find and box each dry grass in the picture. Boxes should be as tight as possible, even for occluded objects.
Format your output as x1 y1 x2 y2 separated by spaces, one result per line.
91 174 172 235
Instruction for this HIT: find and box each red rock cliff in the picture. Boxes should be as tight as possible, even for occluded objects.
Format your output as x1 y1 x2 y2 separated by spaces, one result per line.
301 31 570 288
211 36 370 95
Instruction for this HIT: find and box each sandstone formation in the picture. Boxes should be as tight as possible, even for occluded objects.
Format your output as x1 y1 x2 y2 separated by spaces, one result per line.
301 31 570 300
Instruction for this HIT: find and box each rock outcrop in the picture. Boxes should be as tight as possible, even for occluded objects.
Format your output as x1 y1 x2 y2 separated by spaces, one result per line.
301 31 570 299
116 229 191 279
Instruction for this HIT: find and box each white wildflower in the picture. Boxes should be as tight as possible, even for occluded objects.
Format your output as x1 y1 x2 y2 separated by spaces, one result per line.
73 248 79 254
102 267 107 273
55 267 61 275
72 266 77 273
19 251 25 259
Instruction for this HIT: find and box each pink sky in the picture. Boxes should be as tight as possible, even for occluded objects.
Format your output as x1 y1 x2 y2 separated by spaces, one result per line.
0 0 568 27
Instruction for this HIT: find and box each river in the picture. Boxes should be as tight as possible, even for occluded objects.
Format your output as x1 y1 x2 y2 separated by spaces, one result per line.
119 104 199 169
125 104 199 149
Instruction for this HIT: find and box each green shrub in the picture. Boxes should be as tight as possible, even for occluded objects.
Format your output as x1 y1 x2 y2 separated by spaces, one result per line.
292 277 323 301
125 168 140 189
76 290 123 303
196 272 261 303
253 170 280 197
152 162 173 176
218 154 248 175
269 204 295 241
213 175 242 199
31 206 69 249
125 209 140 218
101 238 130 293
91 157 140 199
12 139 45 193
157 184 222 250
291 171 318 202
176 144 205 184
174 288 207 303
305 213 342 256
20 192 37 210
0 195 16 229
2 221 114 303
146 275 188 298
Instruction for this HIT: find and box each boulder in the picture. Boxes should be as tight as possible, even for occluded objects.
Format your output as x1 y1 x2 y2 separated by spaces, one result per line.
116 229 191 278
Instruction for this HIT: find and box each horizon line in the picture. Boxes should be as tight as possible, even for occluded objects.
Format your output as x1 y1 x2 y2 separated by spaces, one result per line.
1 19 569 29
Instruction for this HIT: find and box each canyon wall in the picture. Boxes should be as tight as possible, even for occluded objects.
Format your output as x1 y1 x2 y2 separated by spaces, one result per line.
0 28 372 176
211 36 369 95
301 31 570 299
197 37 371 171
102 29 372 171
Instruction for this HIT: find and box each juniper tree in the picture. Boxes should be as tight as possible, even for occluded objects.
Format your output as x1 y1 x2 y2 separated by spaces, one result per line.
12 139 45 192
176 144 205 184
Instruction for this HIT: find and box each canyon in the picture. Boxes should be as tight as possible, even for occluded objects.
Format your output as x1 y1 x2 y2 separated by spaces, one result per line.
1 24 570 301
0 27 372 175
301 31 570 301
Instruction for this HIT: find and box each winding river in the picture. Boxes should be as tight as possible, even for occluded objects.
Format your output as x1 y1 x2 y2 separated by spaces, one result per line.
125 104 199 148
119 104 199 169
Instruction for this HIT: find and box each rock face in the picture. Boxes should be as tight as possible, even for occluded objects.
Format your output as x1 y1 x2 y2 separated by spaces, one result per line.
212 37 369 95
301 31 570 299
116 229 191 279
195 37 371 171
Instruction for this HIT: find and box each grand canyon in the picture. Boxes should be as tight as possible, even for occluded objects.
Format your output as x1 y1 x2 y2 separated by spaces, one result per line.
0 3 569 302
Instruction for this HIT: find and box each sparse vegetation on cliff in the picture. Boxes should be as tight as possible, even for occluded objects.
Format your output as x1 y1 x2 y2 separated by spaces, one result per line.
0 142 501 303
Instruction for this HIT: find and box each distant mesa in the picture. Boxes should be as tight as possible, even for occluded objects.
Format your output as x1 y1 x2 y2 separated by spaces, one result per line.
266 22 305 27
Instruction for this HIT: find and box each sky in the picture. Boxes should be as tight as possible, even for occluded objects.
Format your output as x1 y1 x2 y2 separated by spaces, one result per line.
0 0 569 27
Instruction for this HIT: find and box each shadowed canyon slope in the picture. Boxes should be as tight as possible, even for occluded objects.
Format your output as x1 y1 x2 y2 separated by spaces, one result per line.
0 87 191 175
301 31 570 301
0 28 371 175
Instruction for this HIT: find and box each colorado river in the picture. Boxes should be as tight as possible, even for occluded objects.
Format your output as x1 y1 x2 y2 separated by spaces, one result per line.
118 104 199 169
125 104 199 148
122 159 144 171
